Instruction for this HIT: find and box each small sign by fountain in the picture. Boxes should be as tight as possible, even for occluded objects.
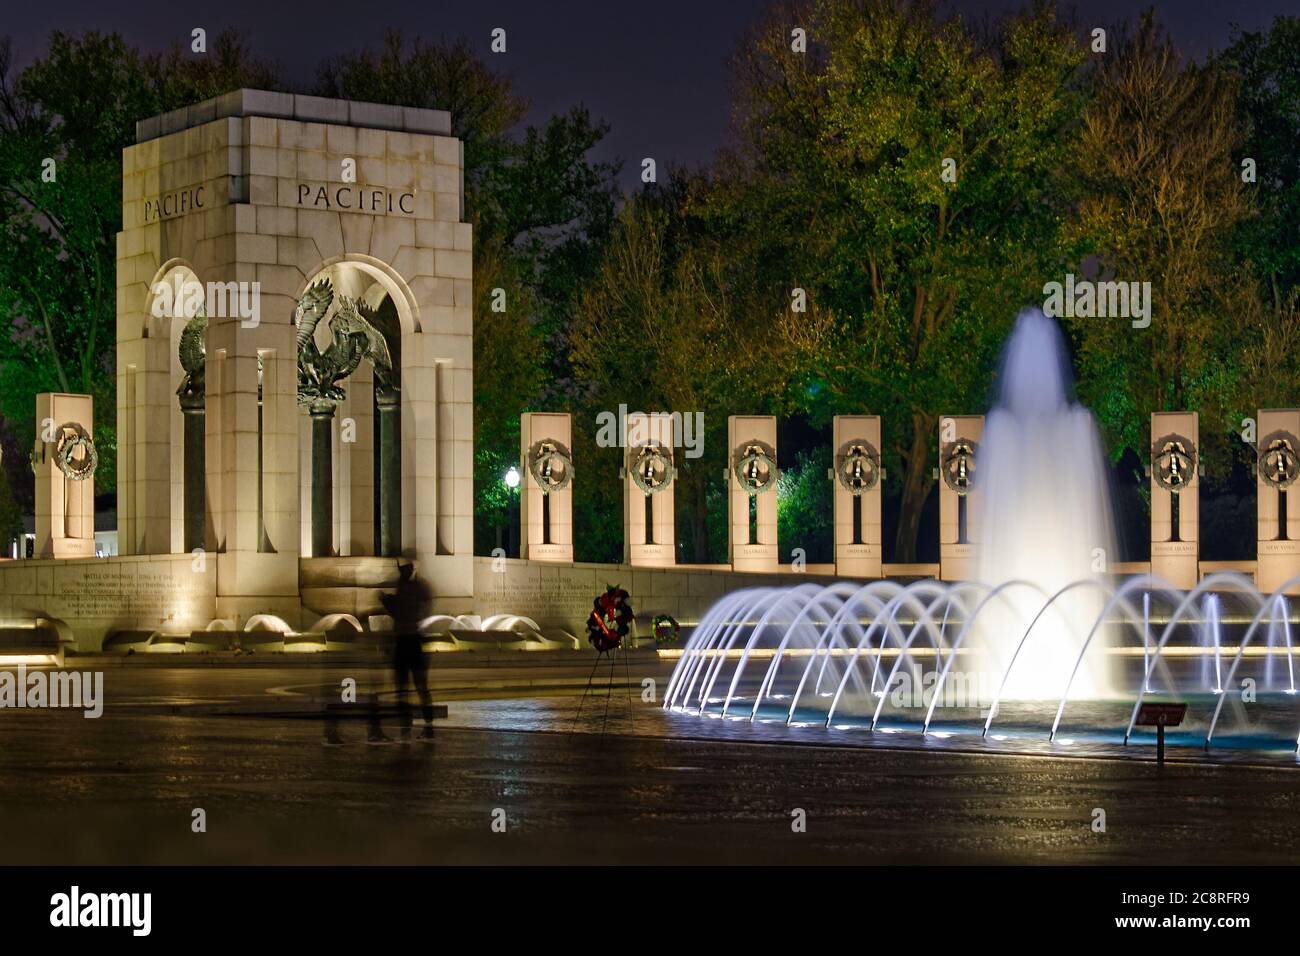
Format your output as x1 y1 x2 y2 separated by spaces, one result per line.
1135 702 1187 765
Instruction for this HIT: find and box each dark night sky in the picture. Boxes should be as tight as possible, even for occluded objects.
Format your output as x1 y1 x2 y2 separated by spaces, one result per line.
6 0 1300 189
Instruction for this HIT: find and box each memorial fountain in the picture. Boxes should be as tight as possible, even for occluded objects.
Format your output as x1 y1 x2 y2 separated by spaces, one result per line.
664 310 1300 756
974 308 1116 701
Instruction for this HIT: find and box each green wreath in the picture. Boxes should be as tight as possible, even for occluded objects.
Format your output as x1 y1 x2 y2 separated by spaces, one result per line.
652 613 680 646
1152 434 1195 494
836 441 880 495
941 438 976 496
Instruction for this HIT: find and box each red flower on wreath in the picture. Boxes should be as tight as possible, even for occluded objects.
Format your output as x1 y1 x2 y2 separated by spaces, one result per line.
587 584 634 653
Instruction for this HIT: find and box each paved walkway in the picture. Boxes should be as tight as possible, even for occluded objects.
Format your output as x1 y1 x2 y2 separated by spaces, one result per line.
0 659 1295 864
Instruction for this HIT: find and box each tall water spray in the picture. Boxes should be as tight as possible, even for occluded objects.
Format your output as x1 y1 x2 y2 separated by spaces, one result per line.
974 308 1117 699
664 313 1300 743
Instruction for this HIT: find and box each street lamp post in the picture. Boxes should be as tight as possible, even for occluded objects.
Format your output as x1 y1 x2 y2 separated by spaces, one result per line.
504 465 521 558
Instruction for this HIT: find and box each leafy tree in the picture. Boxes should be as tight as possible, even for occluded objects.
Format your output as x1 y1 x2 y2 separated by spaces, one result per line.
777 446 833 563
473 238 546 547
708 0 1088 561
1222 16 1300 305
0 30 278 499
315 33 619 548
1065 12 1252 477
0 447 22 553
569 189 786 563
1222 17 1300 416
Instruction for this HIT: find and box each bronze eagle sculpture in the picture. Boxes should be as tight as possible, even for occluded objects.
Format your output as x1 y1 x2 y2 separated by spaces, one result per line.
176 310 208 405
295 277 397 409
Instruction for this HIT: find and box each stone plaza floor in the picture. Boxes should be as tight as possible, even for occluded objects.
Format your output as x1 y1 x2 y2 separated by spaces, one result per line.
0 654 1297 865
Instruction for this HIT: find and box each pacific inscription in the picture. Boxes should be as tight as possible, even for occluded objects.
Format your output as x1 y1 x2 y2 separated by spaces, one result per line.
296 183 415 215
143 185 206 223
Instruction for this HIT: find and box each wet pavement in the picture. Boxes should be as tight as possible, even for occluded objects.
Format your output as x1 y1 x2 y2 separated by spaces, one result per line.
0 655 1297 864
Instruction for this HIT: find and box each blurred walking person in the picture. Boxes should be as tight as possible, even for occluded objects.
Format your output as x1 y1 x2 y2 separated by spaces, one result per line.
379 562 436 741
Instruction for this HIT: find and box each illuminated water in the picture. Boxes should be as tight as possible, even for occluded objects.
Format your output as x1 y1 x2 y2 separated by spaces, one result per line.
975 308 1116 699
663 312 1300 755
661 573 1300 753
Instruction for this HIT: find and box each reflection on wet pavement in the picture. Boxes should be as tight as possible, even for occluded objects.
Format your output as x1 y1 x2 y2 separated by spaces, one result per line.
0 661 1295 865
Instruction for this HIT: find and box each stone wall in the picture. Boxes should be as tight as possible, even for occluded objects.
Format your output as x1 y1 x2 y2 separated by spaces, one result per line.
0 554 217 652
472 556 847 641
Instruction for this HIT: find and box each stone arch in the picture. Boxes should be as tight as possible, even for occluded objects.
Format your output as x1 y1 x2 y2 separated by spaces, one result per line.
143 258 204 339
297 254 421 335
295 257 415 559
138 259 208 554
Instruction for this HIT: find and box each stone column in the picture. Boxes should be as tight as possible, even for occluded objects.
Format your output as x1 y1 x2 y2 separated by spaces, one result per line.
311 406 335 558
181 397 205 553
33 393 97 559
377 389 402 557
624 412 676 567
939 415 983 582
1257 409 1300 594
1150 411 1199 589
520 412 574 562
833 415 883 577
728 415 778 572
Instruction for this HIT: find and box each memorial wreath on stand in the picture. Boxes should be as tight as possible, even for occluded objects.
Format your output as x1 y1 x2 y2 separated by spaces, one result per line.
571 584 639 736
587 584 635 653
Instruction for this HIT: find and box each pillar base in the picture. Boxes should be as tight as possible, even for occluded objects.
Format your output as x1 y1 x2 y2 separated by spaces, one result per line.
940 544 978 583
732 543 778 573
1151 543 1197 590
629 543 675 568
1258 542 1300 594
40 538 97 560
835 543 882 578
527 543 573 563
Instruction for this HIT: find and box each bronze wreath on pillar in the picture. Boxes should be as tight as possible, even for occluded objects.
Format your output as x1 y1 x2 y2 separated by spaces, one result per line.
54 423 98 481
733 441 777 494
528 439 573 494
1260 432 1300 489
835 440 880 495
941 438 976 496
631 443 675 496
1152 434 1196 493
